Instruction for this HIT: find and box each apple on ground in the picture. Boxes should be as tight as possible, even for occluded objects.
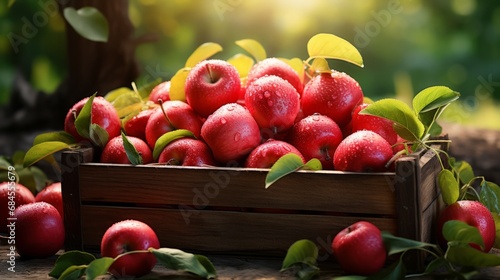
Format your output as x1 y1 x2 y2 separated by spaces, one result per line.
201 103 261 164
333 130 393 172
245 139 305 168
332 221 387 276
436 200 496 252
100 135 153 164
301 71 364 128
245 75 300 139
351 103 397 145
14 202 65 259
287 114 343 170
64 96 121 143
101 219 160 278
158 138 216 166
185 59 241 118
149 81 171 104
0 182 35 233
246 57 303 95
35 182 63 219
145 100 203 149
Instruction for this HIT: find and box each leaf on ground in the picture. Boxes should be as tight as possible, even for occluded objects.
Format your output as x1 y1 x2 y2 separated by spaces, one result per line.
85 257 114 280
49 251 96 278
151 248 216 279
282 239 318 269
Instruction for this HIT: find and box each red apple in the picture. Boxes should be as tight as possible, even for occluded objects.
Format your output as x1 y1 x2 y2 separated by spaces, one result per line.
333 130 393 172
246 57 303 95
158 138 216 166
64 96 121 143
301 71 364 128
123 109 155 142
245 139 305 168
14 202 65 259
101 219 160 277
185 59 241 118
245 75 300 137
351 103 397 145
145 100 203 149
149 81 171 104
287 114 343 170
201 103 261 163
332 221 387 276
35 182 63 220
0 182 35 233
436 200 496 252
100 135 153 164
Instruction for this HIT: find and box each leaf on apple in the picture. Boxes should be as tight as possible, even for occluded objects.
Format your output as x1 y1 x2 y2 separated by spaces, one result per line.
235 39 267 62
23 141 73 168
281 239 319 280
265 153 315 189
360 98 425 141
169 67 191 102
309 57 331 74
49 250 96 278
121 132 143 166
438 169 460 206
443 220 485 249
63 7 109 43
150 248 217 279
303 158 322 171
74 93 96 139
33 131 76 145
306 33 363 68
89 123 109 149
153 129 196 161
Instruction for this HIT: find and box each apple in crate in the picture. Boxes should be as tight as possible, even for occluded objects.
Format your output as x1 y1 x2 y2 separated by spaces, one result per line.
245 139 305 168
332 221 387 276
351 103 397 145
101 219 160 278
149 80 171 104
101 135 153 164
123 108 155 143
0 182 35 233
158 138 216 166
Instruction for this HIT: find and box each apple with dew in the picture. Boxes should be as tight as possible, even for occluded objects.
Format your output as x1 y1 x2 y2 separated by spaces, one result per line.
333 130 393 172
101 219 160 278
185 59 241 118
201 103 261 163
145 100 203 149
64 96 121 143
35 182 63 219
351 103 397 145
100 135 153 164
245 139 305 168
301 71 364 128
0 182 35 233
245 75 300 138
123 109 155 142
246 57 303 95
436 200 496 252
14 202 65 259
149 81 171 104
332 221 387 276
287 114 343 170
158 138 216 166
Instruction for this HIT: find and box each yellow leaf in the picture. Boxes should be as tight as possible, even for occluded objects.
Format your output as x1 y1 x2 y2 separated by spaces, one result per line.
235 39 267 62
227 53 254 78
169 67 191 102
279 57 305 84
307 33 363 68
185 42 223 68
309 58 331 74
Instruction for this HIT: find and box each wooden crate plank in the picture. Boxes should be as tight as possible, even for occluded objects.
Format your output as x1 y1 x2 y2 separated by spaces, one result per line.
80 205 397 257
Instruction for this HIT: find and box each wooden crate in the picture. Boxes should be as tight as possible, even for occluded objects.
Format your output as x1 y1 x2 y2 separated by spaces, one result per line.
61 142 445 268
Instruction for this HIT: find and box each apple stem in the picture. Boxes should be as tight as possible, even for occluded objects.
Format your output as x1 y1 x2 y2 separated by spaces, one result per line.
157 99 176 129
71 109 78 120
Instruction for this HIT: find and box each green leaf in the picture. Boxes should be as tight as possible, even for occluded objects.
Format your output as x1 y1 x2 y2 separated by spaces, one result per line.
63 7 109 42
265 153 307 189
295 264 320 280
412 86 460 115
153 129 196 160
282 239 318 269
150 248 217 279
382 232 436 256
492 213 500 249
49 250 96 278
185 42 223 68
33 131 76 145
105 87 133 103
24 141 72 168
454 161 475 186
443 220 484 249
89 124 109 148
75 93 96 139
169 67 190 102
446 245 500 267
303 158 322 171
85 257 114 280
480 181 500 214
424 257 448 274
439 169 460 205
307 33 363 67
109 89 142 112
121 132 142 165
366 257 406 280
235 39 267 62
227 53 254 78
309 57 331 74
59 265 88 280
334 276 366 280
29 166 50 193
360 99 425 141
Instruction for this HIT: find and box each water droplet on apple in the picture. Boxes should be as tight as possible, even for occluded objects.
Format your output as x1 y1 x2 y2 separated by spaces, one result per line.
264 91 271 98
327 101 333 108
234 132 241 142
258 93 264 100
226 105 235 111
312 115 320 121
283 146 291 152
220 118 227 124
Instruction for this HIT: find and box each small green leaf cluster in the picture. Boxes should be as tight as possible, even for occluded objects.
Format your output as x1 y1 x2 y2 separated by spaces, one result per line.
49 248 216 280
0 150 50 194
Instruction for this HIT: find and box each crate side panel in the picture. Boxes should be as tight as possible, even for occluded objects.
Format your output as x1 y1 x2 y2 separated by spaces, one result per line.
80 205 397 256
79 165 397 215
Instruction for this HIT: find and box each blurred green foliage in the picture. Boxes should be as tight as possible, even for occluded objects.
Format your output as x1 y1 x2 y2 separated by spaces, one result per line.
1 0 499 128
